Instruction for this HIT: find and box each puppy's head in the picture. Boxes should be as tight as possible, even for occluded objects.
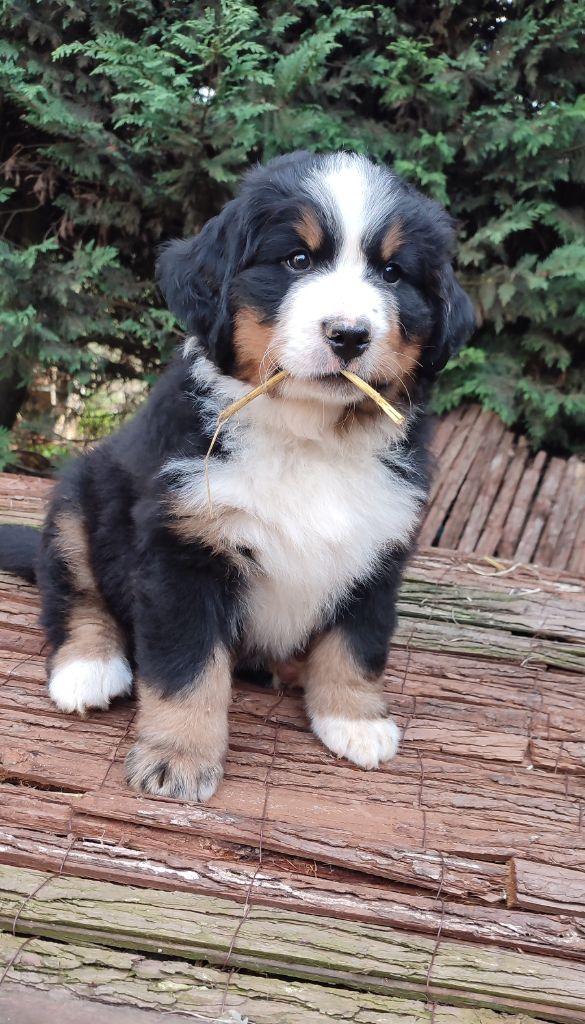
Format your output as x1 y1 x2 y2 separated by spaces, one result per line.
157 152 475 404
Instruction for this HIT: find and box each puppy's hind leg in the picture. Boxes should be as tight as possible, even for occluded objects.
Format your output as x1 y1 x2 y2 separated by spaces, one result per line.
41 510 132 715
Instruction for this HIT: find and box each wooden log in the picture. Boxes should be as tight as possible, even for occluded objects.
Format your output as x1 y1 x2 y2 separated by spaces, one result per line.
2 822 584 962
398 577 585 646
0 932 549 1024
1 864 585 1020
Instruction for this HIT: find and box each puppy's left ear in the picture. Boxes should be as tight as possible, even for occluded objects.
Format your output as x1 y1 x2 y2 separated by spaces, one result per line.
423 263 476 378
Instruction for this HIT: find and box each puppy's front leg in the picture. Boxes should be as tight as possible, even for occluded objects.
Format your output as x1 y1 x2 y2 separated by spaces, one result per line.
304 553 406 769
126 519 240 801
127 649 232 801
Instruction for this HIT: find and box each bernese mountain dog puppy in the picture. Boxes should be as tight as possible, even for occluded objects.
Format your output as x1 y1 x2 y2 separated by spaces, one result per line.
0 151 475 802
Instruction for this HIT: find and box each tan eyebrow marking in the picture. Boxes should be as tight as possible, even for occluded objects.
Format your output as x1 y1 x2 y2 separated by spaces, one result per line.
295 207 324 250
381 221 404 262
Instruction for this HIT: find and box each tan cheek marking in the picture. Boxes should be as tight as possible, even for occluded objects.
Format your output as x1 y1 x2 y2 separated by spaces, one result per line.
233 307 277 386
303 630 387 722
378 325 424 401
381 221 404 262
295 208 324 251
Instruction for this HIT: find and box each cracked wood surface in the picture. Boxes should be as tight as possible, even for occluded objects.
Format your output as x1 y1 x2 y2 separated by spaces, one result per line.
1 471 585 1018
1 865 585 1022
0 932 550 1024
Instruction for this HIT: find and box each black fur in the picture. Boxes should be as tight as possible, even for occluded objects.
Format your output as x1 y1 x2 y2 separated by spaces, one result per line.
0 524 40 583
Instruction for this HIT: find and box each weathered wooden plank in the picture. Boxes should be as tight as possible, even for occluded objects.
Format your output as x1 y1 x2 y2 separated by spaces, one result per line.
1 865 585 1020
398 578 585 647
515 458 567 564
406 548 585 598
476 439 530 557
439 416 507 550
529 740 585 775
534 457 577 568
0 932 550 1024
3 822 585 962
431 406 467 458
497 450 547 560
568 504 585 576
0 473 51 529
551 457 585 571
510 858 585 915
457 433 515 552
418 406 486 546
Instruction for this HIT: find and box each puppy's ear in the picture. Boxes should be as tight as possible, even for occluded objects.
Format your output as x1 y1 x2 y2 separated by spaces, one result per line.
423 263 476 379
156 200 241 369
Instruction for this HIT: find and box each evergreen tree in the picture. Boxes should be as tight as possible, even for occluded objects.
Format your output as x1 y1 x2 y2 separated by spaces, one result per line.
1 0 583 459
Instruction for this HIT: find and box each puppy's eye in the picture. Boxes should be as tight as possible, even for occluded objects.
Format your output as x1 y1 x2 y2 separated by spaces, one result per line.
383 262 401 284
285 250 311 272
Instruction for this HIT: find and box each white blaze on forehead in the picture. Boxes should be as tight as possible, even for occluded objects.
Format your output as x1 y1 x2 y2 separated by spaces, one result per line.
323 158 368 265
316 154 398 268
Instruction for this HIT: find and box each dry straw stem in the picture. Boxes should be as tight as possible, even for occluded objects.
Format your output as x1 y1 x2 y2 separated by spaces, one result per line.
204 369 405 509
339 369 405 425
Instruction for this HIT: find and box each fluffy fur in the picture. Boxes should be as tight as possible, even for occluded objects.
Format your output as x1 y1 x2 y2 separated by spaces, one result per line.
0 151 475 801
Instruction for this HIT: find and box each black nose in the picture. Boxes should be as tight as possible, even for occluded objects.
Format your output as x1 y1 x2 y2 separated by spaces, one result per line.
323 319 371 363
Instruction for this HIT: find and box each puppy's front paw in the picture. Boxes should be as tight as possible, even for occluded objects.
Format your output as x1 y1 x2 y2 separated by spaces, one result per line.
125 742 224 802
49 657 133 715
311 714 401 769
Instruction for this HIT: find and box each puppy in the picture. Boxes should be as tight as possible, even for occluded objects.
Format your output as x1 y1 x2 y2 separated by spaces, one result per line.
0 151 475 801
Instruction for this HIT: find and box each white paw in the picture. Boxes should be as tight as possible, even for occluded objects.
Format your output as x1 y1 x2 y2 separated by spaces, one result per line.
311 714 401 769
49 657 133 715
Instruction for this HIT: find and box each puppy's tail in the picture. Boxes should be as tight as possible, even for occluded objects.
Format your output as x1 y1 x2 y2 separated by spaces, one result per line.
0 525 40 583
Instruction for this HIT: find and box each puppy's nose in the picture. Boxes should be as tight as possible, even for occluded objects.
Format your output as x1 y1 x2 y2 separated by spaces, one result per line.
323 318 371 364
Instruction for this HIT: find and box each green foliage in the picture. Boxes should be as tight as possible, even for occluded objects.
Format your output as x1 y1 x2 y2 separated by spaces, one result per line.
0 0 584 453
0 427 15 471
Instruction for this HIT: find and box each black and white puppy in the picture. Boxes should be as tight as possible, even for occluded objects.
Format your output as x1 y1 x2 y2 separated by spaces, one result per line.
0 151 475 801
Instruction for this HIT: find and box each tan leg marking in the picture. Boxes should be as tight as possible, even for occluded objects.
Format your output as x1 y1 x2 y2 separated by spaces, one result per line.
303 630 400 769
54 512 97 594
48 512 132 715
126 647 232 802
233 306 277 385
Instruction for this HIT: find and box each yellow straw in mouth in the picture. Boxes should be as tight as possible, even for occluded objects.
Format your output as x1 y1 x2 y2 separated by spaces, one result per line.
203 368 405 510
339 369 405 425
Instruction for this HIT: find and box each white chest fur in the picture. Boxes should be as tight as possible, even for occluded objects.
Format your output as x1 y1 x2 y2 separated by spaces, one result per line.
167 391 424 659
